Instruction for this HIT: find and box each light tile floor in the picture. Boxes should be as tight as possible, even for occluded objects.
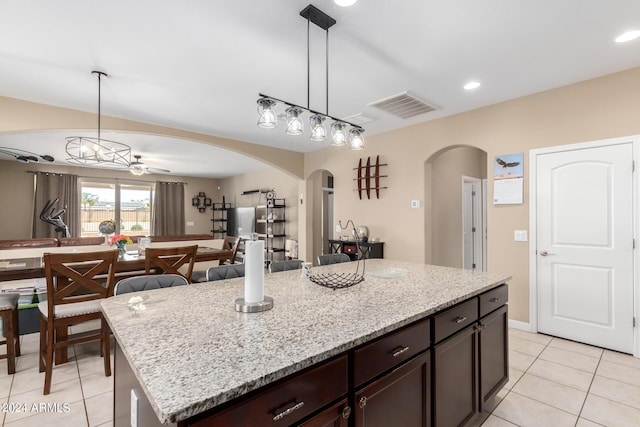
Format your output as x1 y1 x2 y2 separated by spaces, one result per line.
477 329 640 427
2 327 640 426
1 321 114 427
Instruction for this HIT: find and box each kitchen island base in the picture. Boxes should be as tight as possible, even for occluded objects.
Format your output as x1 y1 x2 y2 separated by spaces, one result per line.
112 280 508 427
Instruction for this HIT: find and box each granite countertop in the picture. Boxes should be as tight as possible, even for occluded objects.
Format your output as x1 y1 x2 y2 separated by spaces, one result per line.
101 259 511 424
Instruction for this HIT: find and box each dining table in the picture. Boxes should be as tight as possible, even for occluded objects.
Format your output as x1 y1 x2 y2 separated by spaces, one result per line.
0 246 234 282
0 246 234 365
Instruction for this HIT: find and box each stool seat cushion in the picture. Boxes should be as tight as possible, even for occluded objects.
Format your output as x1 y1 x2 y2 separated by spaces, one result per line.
0 293 19 310
38 300 102 319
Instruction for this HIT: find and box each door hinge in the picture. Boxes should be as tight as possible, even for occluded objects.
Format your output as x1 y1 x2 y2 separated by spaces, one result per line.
472 190 476 196
472 227 476 232
472 263 476 269
634 317 636 328
633 161 635 172
634 239 636 249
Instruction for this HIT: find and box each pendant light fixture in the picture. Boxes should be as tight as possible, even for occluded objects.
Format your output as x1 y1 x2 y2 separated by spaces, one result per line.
65 71 131 168
257 4 364 149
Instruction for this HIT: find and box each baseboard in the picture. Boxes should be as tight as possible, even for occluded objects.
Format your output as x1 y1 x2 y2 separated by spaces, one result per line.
508 319 532 332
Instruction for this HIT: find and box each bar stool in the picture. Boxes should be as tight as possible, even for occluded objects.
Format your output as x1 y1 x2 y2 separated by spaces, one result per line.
0 292 21 374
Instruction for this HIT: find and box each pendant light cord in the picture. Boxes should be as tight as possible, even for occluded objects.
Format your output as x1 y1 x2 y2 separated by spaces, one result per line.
307 17 310 110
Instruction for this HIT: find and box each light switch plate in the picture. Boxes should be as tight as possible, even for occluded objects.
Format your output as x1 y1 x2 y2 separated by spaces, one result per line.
186 221 194 227
411 200 420 208
514 230 528 242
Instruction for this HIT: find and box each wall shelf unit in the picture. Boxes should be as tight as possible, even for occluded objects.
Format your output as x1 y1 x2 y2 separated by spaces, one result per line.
210 202 230 237
256 198 286 265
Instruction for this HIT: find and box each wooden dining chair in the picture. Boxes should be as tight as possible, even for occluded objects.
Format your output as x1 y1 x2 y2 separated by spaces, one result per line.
221 236 241 265
145 245 198 283
40 250 118 395
0 292 20 374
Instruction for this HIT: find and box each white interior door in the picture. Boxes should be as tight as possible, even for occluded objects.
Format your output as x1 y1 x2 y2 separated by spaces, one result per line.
463 179 483 270
536 142 634 353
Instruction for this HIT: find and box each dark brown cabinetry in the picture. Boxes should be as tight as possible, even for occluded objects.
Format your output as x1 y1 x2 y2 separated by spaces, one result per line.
327 239 384 260
113 284 508 427
187 356 348 427
298 399 350 427
479 304 509 410
355 352 431 427
432 284 509 427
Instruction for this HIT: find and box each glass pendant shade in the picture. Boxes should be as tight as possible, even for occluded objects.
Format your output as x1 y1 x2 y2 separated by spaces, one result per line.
309 115 327 141
257 98 278 129
130 168 146 176
349 128 365 150
285 107 304 135
330 122 347 146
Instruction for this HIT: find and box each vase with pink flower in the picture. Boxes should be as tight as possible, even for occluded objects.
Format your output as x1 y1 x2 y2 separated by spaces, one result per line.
109 234 133 256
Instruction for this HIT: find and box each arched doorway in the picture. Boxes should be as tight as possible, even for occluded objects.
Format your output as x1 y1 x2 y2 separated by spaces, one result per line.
424 145 487 269
305 169 334 265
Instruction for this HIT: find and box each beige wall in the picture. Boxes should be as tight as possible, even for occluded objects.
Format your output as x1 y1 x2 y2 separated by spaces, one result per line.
5 66 640 325
428 146 487 268
219 167 300 242
0 159 220 239
305 67 640 324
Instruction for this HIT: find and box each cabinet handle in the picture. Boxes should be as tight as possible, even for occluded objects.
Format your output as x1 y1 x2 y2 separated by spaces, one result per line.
453 316 467 324
341 405 352 419
359 396 367 409
391 346 410 357
489 297 501 303
272 401 305 421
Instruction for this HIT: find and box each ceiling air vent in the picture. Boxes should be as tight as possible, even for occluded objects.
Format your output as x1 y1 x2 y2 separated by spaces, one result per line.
368 92 437 119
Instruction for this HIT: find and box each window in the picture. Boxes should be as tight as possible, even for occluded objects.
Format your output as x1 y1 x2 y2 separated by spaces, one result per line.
80 179 154 237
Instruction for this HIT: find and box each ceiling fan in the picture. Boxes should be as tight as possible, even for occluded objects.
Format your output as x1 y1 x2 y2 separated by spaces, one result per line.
129 154 171 176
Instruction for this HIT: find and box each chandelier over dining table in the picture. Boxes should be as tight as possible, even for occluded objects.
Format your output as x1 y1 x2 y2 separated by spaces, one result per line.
257 4 365 150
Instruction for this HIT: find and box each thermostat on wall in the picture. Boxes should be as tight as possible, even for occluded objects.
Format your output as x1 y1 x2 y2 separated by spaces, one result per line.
411 200 421 208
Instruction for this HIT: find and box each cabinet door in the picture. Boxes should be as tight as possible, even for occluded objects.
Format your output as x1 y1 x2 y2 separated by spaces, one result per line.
479 305 509 409
298 399 350 427
354 352 430 427
433 325 478 427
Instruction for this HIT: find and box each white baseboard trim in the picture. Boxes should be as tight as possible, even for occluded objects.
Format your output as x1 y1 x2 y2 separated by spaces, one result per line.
508 319 532 332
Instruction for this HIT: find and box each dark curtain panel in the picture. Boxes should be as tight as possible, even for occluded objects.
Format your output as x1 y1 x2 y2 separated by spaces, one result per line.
32 173 79 238
152 181 185 235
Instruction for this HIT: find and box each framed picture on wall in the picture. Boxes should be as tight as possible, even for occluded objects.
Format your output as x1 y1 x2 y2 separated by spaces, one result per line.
493 152 524 204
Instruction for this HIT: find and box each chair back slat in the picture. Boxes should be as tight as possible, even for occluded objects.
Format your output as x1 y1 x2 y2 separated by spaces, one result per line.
114 274 188 295
269 259 303 273
144 245 198 282
206 264 245 281
43 251 118 313
222 236 241 264
317 253 352 266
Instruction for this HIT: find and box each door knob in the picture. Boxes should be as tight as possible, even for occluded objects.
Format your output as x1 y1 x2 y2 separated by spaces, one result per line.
539 250 554 256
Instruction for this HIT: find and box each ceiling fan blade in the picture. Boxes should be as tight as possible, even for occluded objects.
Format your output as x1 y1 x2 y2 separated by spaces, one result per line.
146 167 171 174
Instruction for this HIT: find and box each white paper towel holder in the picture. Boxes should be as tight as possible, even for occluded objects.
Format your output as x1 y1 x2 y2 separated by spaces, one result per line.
235 296 274 313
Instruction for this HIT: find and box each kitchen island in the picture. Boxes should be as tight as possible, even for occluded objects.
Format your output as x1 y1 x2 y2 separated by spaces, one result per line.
101 259 511 426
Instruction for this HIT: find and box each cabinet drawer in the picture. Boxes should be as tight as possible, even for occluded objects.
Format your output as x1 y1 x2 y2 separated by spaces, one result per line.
190 355 348 427
480 284 508 317
433 298 478 343
353 319 430 387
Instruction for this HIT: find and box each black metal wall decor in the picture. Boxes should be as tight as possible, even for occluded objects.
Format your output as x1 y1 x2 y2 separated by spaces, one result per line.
192 192 212 213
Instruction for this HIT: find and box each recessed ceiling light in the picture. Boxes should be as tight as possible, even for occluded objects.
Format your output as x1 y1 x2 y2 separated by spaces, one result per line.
464 81 481 90
615 30 640 43
334 0 358 6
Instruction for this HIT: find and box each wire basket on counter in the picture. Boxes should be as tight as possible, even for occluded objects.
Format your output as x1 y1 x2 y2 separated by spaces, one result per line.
309 220 366 290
